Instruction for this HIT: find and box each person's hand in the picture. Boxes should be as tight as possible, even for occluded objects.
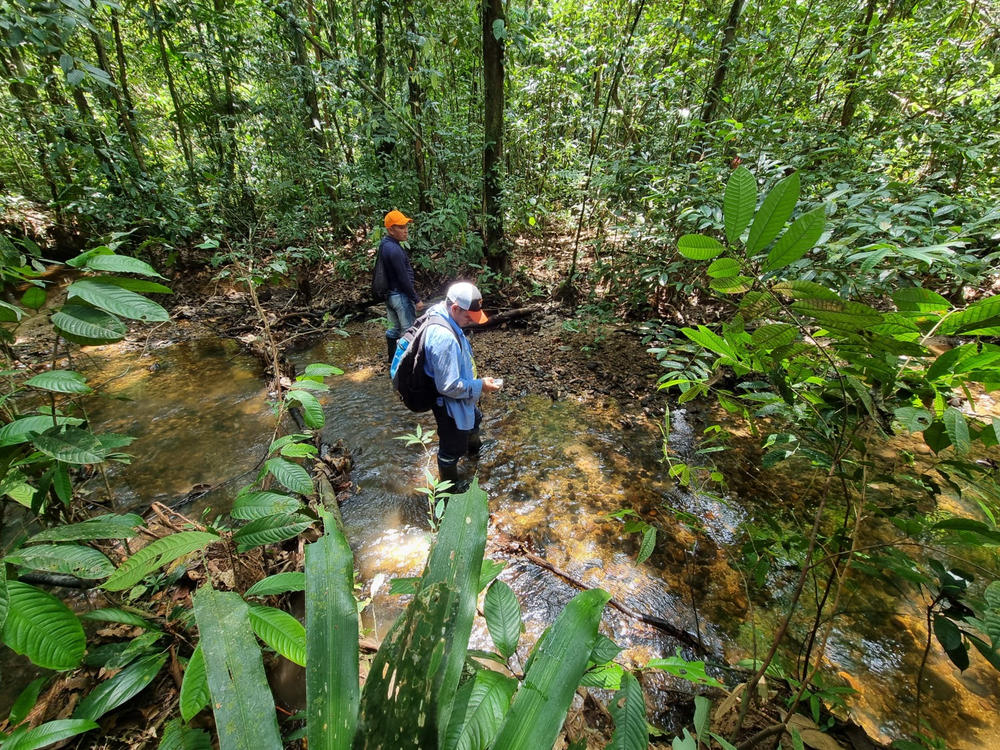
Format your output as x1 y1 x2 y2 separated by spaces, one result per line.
482 376 503 392
416 300 426 311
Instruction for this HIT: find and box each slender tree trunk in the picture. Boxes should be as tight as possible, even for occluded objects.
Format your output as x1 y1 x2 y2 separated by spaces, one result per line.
840 0 879 129
482 0 507 272
404 11 430 213
149 0 197 186
700 0 745 126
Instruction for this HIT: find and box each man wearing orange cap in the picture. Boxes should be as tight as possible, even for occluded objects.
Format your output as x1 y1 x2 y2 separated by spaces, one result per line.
378 210 422 362
423 282 502 485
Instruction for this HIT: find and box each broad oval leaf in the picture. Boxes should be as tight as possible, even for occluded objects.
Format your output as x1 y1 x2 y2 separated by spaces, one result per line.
5 544 114 579
724 166 756 245
284 389 324 428
761 206 825 272
709 275 754 294
1 719 98 750
245 571 306 597
790 299 882 332
248 605 306 666
677 234 724 261
264 457 314 495
0 299 25 322
894 407 933 433
103 531 220 592
706 258 740 279
443 667 517 750
51 304 127 345
940 295 1000 336
303 363 344 377
180 644 211 722
484 580 522 660
232 513 314 552
893 287 950 313
231 491 303 520
74 652 167 722
0 415 84 448
67 279 169 322
636 526 656 565
29 513 144 543
771 280 839 301
25 370 91 394
20 285 46 310
4 581 85 670
30 426 107 464
751 323 798 350
81 607 155 629
746 171 800 253
84 253 166 279
942 407 970 455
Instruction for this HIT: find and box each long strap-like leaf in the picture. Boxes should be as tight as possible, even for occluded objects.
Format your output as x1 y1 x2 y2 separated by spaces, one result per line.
192 586 281 750
305 512 359 750
492 588 611 750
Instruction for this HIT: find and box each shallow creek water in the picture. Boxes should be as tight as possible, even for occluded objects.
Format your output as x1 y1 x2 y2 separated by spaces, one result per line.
4 323 998 746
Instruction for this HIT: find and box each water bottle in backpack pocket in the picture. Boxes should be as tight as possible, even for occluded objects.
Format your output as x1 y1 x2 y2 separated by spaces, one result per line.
390 313 457 412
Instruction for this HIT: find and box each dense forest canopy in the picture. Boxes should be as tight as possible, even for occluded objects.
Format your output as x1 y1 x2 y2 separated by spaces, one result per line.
1 0 997 278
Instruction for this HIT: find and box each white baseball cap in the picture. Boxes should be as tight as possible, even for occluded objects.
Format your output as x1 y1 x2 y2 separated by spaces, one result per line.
446 282 489 324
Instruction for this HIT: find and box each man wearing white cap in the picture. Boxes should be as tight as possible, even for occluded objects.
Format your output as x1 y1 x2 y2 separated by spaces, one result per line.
423 281 503 485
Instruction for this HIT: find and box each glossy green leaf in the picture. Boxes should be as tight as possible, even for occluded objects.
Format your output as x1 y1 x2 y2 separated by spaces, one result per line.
0 563 8 634
442 668 517 750
67 279 169 322
893 287 951 313
3 581 85 670
709 275 754 294
724 166 756 244
245 571 306 597
231 491 303 520
6 544 114 579
492 588 610 750
0 416 84 449
24 370 90 394
74 652 167 721
103 531 219 591
677 234 724 261
30 426 107 464
265 457 314 495
92 276 172 294
751 323 797 350
706 258 740 279
771 280 839 301
746 171 800 253
636 526 656 565
761 206 825 271
580 662 624 689
285 389 325 428
8 677 47 727
305 512 359 750
193 587 282 750
159 718 213 750
0 299 25 322
303 363 344 377
20 285 46 310
933 615 969 670
479 559 505 592
28 513 144 543
681 326 738 360
644 654 724 687
940 295 1000 336
1 719 98 750
81 607 155 629
248 605 306 666
484 580 521 659
232 512 314 552
607 671 648 750
894 407 933 433
790 299 882 331
51 304 127 344
942 407 970 454
84 253 166 278
180 644 211 722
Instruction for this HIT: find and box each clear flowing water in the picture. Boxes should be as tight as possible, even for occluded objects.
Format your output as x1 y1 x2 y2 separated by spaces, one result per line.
4 323 998 746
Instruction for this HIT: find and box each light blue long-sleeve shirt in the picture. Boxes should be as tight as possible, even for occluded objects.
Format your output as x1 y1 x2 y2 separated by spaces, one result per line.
423 301 483 430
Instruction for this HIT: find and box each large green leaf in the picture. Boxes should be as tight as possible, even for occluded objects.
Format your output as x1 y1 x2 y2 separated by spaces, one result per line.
681 326 738 361
790 299 882 332
5 544 114 579
484 580 522 660
67 279 169 322
677 234 724 261
180 644 211 722
491 588 610 750
193 587 282 750
20 285 46 310
231 491 303 520
942 407 970 455
892 287 951 313
0 415 84 448
706 258 740 279
3 581 85 670
285 389 325 428
751 323 798 350
81 607 155 629
0 564 7 637
8 677 47 727
0 719 98 750
0 299 25 322
232 512 314 552
248 604 306 666
606 671 648 750
265 457 314 495
246 571 306 597
305 511 359 750
644 654 724 687
103 531 219 592
51 304 127 345
940 295 1000 336
771 280 839 301
159 719 212 750
74 651 167 721
761 206 825 272
30 426 107 464
24 370 91 394
92 276 172 294
84 253 166 278
746 171 800 253
442 668 517 750
724 166 756 245
28 513 144 543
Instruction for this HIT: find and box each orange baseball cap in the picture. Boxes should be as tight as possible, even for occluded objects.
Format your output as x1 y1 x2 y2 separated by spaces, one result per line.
384 210 413 228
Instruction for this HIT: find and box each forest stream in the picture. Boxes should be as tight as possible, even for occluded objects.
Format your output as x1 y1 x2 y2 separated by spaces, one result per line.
3 321 999 749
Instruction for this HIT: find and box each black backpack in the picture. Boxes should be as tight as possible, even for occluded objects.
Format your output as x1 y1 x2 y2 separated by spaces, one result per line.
371 246 389 297
390 313 458 412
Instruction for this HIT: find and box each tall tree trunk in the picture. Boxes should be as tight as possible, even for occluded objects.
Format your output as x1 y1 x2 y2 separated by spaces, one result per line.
482 0 507 272
110 7 146 169
700 0 745 126
286 5 328 156
404 11 430 213
372 0 393 170
840 0 879 129
149 0 198 187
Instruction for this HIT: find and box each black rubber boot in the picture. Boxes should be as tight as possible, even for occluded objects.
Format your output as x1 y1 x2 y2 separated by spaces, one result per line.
437 457 460 486
467 430 482 460
386 336 397 366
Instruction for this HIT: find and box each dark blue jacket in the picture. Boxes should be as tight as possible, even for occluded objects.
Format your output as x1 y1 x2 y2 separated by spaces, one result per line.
379 235 418 303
